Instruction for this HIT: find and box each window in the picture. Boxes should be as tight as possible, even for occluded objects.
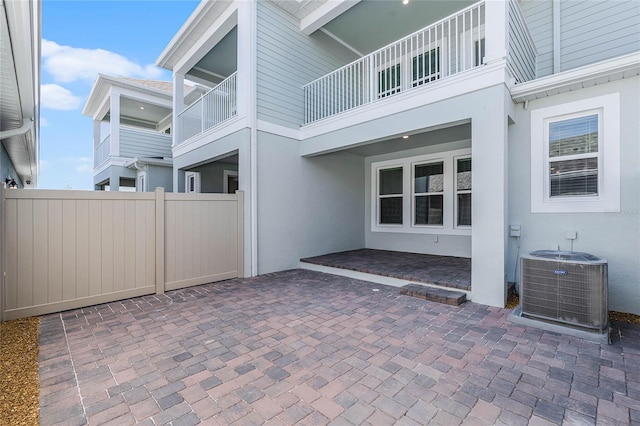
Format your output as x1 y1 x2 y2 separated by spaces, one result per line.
371 149 471 235
185 171 200 193
530 93 620 213
412 47 441 87
378 167 403 225
413 162 444 225
137 172 147 192
455 157 471 227
378 64 401 98
474 39 485 67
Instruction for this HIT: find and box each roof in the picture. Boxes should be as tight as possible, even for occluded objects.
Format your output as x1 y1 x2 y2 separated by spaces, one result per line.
119 78 175 94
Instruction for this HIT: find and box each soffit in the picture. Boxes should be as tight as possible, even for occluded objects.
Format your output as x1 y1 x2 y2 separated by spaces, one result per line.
269 0 327 21
0 4 22 132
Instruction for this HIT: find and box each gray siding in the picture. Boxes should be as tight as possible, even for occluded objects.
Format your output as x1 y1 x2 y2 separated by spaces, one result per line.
119 128 172 159
520 0 554 77
521 0 640 78
560 0 640 71
256 1 358 129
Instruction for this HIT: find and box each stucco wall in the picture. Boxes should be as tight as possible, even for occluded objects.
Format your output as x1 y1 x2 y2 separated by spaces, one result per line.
256 131 365 274
508 76 640 314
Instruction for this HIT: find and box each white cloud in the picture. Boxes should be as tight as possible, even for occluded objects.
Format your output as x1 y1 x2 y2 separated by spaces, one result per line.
40 118 50 127
41 84 82 110
42 39 163 83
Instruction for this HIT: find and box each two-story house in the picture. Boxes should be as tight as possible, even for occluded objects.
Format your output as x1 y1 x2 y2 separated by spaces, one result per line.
84 75 206 192
156 0 640 315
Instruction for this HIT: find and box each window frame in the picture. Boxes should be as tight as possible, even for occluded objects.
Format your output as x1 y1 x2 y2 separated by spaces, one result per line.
376 164 404 227
454 155 472 228
370 148 471 235
530 93 620 213
412 160 445 228
185 171 201 193
137 171 147 192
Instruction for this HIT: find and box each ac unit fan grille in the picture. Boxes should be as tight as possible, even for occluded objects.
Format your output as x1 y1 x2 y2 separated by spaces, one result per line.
521 257 607 331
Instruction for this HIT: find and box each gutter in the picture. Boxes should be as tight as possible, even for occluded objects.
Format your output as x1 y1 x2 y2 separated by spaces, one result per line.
0 118 32 140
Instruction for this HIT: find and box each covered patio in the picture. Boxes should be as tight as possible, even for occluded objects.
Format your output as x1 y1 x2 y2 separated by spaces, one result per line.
39 270 639 425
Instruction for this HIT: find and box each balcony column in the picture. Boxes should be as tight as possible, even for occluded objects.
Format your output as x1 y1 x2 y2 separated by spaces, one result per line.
109 90 120 157
483 0 509 64
172 72 184 148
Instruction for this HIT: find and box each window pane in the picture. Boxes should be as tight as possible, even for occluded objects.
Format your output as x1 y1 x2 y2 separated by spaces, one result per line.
412 47 440 86
415 195 443 225
458 193 472 226
550 158 598 196
456 158 472 190
380 197 403 224
415 162 443 193
378 64 401 97
549 115 598 158
379 167 403 195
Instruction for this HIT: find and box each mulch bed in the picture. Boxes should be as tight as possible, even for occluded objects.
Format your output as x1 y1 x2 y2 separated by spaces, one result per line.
0 317 40 426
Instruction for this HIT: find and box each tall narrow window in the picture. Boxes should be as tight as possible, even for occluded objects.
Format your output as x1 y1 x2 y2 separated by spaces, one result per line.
414 162 444 225
378 167 403 224
456 158 472 226
548 114 599 197
412 47 440 87
185 171 200 193
378 64 401 98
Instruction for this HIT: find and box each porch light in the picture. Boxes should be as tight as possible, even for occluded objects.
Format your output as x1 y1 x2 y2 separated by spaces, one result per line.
402 135 409 139
139 106 145 110
402 0 409 4
5 178 17 189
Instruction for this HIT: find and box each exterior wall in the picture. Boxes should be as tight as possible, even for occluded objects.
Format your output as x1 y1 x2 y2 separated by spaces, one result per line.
146 165 173 192
93 164 137 188
365 140 472 258
119 127 172 159
256 1 357 129
520 0 640 77
256 131 365 274
507 77 640 315
190 161 239 193
1 144 21 187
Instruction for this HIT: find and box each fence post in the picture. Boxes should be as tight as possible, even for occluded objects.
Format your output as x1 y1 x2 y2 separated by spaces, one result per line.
155 187 165 295
236 190 244 278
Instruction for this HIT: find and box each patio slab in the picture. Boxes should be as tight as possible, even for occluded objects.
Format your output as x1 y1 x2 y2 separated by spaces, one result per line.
300 249 472 291
38 269 640 425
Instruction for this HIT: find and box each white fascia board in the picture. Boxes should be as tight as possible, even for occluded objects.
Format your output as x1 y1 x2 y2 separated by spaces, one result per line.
118 87 173 109
510 52 640 103
174 5 238 75
300 0 361 35
93 156 131 175
82 74 108 117
155 0 214 70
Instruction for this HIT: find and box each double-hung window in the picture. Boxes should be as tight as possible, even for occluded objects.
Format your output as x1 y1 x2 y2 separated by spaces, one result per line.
530 93 620 213
378 167 403 225
455 157 472 227
413 162 444 226
412 47 441 87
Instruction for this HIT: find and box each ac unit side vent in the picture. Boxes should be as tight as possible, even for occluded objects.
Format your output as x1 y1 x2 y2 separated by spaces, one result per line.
520 251 608 333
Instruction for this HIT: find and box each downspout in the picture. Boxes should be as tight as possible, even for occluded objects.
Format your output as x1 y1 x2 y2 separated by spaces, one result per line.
0 118 32 140
249 0 258 276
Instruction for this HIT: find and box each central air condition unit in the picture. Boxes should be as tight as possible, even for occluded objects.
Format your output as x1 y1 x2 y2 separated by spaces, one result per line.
520 250 608 333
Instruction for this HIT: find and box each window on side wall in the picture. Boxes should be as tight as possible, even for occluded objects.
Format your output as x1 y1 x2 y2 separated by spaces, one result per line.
378 167 403 225
455 157 472 227
530 93 620 213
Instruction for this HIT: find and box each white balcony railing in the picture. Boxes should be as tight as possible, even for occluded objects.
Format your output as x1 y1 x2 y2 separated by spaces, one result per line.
94 134 110 168
177 72 238 144
303 0 536 124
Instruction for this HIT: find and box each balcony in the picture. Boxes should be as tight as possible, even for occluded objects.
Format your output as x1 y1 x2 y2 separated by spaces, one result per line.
94 133 110 168
94 127 173 168
303 0 535 125
177 72 238 145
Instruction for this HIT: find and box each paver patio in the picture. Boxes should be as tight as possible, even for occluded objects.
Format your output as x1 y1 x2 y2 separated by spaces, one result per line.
39 269 640 425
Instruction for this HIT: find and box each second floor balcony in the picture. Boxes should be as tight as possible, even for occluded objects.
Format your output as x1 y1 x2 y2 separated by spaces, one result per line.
94 127 172 169
303 0 536 125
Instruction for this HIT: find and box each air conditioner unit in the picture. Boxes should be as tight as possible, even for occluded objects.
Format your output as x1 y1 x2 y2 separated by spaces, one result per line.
520 250 608 333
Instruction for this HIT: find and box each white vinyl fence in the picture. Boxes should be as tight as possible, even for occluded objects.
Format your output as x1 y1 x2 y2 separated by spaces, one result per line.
0 188 243 321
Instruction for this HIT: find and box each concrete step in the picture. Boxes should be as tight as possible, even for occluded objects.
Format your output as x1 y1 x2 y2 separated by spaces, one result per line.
400 284 467 306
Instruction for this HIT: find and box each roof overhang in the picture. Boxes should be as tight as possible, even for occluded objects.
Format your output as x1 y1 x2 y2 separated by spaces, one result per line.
300 0 360 35
0 0 40 187
510 52 640 103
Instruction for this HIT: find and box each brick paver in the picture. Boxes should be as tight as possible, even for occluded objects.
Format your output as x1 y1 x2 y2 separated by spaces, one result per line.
39 269 639 425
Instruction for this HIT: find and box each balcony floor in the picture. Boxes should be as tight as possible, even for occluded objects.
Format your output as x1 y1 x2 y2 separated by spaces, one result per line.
300 248 471 291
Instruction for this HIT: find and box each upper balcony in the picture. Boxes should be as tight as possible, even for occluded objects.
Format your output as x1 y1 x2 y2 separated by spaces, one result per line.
302 0 536 125
94 127 173 169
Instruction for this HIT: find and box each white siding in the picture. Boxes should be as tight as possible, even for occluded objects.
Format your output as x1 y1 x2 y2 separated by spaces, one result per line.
256 1 358 129
119 127 173 159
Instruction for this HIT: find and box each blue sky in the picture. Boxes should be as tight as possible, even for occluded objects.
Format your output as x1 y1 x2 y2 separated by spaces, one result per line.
40 0 199 189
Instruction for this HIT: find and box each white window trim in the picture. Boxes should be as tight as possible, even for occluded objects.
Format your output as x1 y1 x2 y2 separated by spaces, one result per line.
371 148 471 235
223 170 239 194
454 155 472 229
375 164 404 228
185 171 201 193
411 159 446 228
531 93 620 213
137 171 147 192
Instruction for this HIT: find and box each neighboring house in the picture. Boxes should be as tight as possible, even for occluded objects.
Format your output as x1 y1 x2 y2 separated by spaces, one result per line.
156 0 640 314
83 75 206 192
0 0 40 189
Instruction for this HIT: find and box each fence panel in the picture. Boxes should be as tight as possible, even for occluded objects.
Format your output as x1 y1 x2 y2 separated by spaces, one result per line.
1 188 244 320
